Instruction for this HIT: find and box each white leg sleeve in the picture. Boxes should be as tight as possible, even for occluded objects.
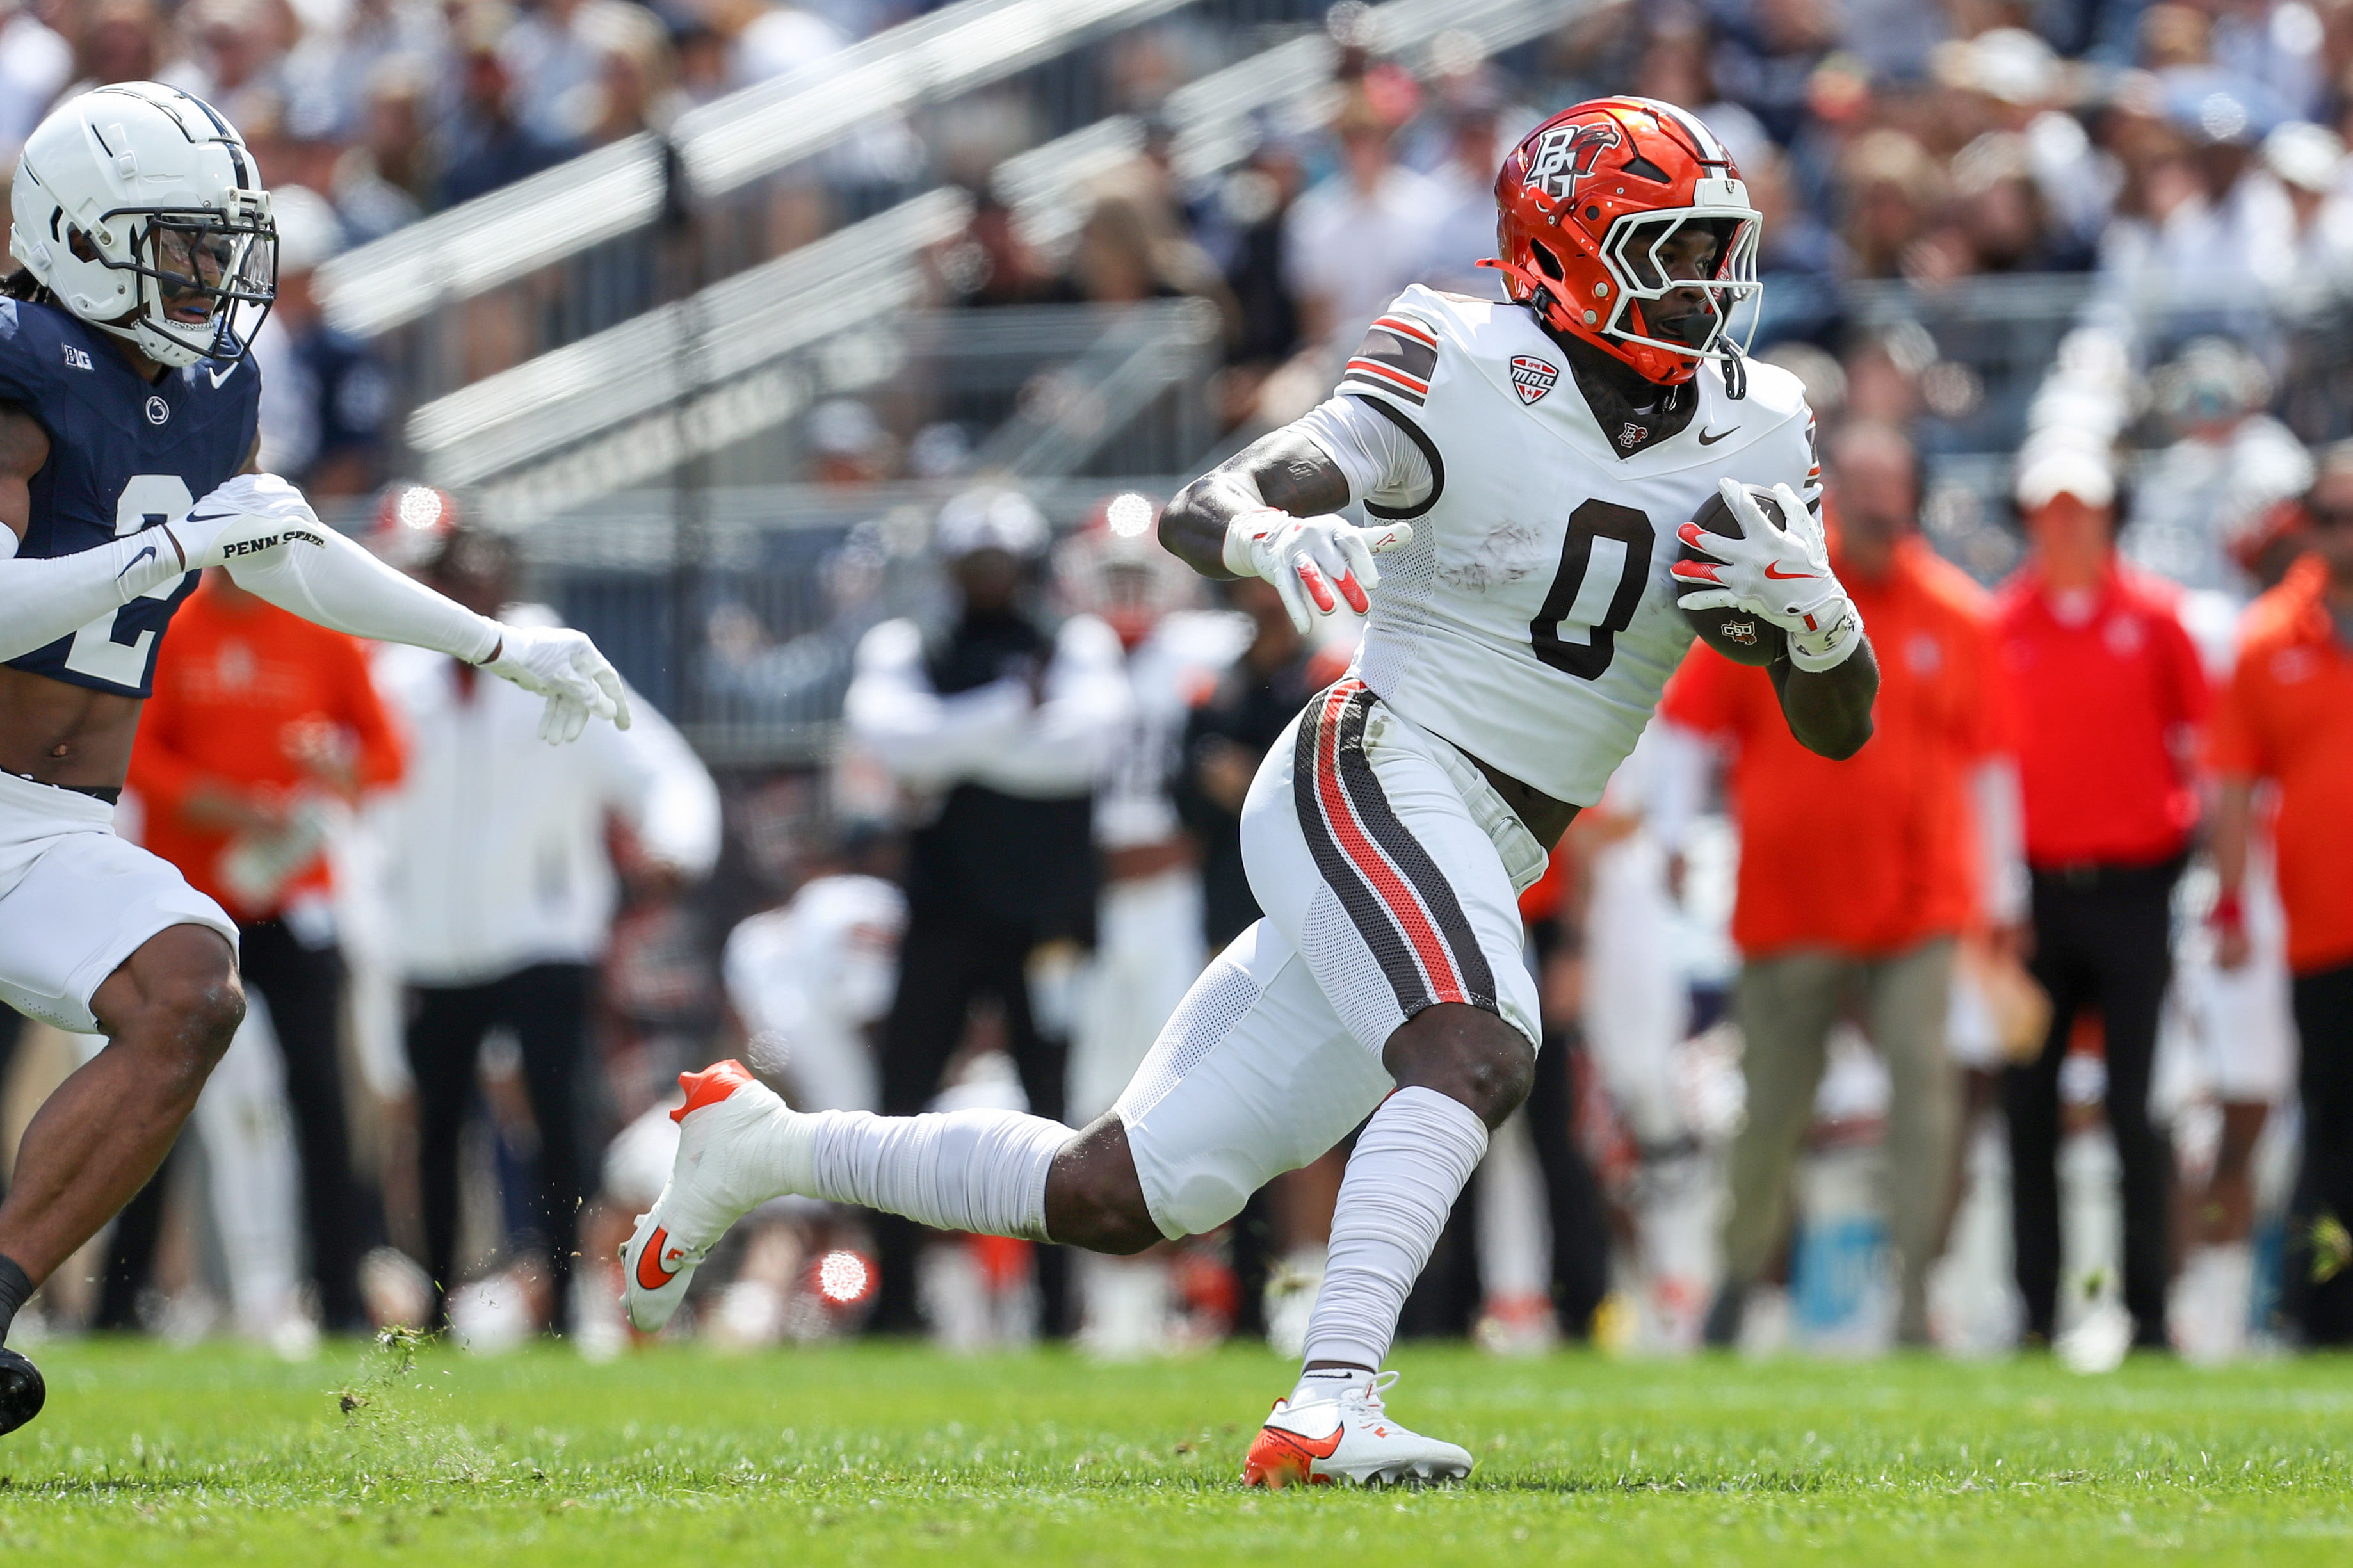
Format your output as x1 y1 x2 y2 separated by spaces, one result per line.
1301 1086 1489 1372
798 1108 1073 1241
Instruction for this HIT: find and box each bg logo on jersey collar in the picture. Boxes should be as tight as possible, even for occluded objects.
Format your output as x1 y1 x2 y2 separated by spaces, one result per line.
1524 122 1621 203
1510 355 1557 406
144 396 170 426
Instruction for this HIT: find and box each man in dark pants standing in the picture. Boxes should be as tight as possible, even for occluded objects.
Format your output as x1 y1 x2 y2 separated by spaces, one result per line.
369 506 720 1331
1996 450 2208 1350
845 489 1129 1332
2210 446 2353 1343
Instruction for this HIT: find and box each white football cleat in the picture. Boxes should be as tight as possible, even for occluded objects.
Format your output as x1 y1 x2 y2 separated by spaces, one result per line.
1241 1371 1473 1488
620 1060 797 1332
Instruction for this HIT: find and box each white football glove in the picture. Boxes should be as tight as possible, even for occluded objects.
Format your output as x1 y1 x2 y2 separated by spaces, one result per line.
484 622 633 743
1222 508 1414 634
173 473 330 569
1670 478 1864 672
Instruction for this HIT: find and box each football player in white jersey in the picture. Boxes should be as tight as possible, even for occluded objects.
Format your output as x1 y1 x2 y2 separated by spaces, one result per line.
624 97 1879 1485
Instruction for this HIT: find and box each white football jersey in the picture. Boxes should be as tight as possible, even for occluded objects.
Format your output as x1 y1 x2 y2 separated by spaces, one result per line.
1316 284 1820 805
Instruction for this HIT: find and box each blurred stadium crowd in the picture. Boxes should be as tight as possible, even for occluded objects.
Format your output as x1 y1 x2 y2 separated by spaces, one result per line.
8 0 2353 1369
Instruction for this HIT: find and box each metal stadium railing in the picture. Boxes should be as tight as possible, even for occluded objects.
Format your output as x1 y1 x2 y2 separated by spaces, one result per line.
318 0 1195 342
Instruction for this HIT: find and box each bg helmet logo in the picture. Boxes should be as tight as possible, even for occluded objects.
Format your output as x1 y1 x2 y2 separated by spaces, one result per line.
1524 122 1622 204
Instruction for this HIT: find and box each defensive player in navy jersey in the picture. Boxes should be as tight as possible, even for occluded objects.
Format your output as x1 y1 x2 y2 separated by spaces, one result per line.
0 84 633 1433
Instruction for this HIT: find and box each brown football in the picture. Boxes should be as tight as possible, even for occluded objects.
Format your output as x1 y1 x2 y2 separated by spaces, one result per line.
1678 486 1790 668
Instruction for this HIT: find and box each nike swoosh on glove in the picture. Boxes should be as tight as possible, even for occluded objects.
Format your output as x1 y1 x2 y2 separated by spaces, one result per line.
1222 509 1414 634
485 622 634 743
174 473 332 568
1670 478 1864 672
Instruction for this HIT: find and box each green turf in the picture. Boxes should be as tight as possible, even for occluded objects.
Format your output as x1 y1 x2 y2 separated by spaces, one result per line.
0 1336 2345 1565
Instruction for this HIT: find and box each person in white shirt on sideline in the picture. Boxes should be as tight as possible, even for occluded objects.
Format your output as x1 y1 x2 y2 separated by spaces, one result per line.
839 486 1130 1334
365 498 720 1334
1055 494 1249 1354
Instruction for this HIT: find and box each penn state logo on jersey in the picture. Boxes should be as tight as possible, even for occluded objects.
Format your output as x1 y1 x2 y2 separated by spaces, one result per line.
0 296 262 699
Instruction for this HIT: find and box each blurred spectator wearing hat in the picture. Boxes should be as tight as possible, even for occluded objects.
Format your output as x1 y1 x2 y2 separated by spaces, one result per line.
365 489 721 1334
1997 446 2210 1354
2124 337 2314 595
250 185 392 501
1663 423 2024 1349
2209 440 2353 1346
843 487 1131 1334
109 561 407 1343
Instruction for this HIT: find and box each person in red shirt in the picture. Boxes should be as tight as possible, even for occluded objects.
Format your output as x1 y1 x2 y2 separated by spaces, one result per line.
1660 423 2021 1347
124 570 405 1334
1996 446 2208 1352
2210 442 2353 1344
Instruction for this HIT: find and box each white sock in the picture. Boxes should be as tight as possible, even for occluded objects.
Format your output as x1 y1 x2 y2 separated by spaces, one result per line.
1300 1086 1489 1375
793 1108 1073 1241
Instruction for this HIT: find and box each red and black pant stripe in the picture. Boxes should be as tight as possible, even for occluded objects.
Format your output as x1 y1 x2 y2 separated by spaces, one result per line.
1292 681 1497 1021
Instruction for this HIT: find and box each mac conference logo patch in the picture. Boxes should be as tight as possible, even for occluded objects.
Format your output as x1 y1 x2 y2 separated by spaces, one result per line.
144 395 170 426
1510 355 1558 406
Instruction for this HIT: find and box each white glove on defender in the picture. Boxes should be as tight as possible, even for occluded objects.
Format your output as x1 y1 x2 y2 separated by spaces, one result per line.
485 624 632 743
179 474 631 743
1222 508 1413 634
1671 478 1864 672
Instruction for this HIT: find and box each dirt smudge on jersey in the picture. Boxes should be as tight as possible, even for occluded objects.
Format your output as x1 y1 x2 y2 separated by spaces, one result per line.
1439 519 1545 591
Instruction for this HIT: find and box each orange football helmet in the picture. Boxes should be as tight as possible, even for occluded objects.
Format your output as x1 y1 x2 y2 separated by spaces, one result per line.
1483 97 1762 390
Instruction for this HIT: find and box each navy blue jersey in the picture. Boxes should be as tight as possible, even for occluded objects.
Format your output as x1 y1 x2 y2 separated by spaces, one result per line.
0 295 261 698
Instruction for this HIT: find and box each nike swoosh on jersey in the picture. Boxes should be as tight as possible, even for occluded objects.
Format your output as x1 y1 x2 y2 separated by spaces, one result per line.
117 545 158 577
1697 425 1735 444
1761 563 1820 579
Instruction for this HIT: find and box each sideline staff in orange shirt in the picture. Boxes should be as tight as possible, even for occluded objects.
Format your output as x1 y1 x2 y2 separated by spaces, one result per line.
1660 423 2021 1348
2210 441 2353 1344
1996 446 2207 1354
126 570 403 1334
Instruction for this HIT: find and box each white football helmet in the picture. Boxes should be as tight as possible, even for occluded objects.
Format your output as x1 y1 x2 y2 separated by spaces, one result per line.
9 83 276 369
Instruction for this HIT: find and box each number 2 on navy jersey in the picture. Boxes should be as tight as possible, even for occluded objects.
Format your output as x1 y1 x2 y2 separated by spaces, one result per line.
61 474 194 686
1528 499 1654 681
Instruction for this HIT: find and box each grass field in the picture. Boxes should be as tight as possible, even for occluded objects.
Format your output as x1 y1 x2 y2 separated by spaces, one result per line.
0 1336 2347 1565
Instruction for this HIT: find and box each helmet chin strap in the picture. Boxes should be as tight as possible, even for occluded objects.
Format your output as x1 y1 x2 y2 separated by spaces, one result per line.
1718 334 1747 400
